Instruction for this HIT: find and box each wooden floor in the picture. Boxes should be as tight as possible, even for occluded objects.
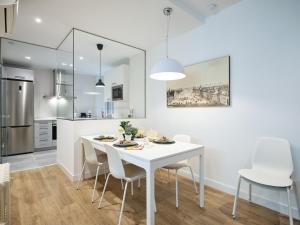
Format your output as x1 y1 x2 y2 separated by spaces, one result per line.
11 165 299 225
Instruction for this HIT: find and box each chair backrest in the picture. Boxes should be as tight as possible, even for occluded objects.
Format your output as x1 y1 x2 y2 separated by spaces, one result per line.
252 137 293 177
104 144 126 179
173 134 191 164
81 138 98 165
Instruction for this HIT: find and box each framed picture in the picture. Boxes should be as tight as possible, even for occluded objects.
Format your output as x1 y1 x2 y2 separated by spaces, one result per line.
112 84 123 101
167 56 230 107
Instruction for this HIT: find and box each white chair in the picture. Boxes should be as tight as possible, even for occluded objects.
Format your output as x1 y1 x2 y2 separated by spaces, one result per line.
98 144 156 225
232 137 294 225
163 134 198 208
76 138 108 203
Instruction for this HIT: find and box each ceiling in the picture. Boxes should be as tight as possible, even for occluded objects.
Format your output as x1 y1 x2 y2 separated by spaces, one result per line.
1 0 240 76
1 33 143 76
4 0 240 50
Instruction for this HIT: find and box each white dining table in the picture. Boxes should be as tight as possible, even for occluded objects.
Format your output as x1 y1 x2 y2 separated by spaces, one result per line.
81 135 205 225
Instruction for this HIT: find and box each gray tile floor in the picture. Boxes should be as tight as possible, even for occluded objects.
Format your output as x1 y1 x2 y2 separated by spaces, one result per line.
3 149 57 172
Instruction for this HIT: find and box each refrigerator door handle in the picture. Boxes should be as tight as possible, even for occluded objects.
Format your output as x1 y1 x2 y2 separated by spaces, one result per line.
9 125 31 128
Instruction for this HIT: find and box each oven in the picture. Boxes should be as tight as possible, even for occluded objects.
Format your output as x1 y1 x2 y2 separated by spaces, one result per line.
52 121 57 145
112 84 123 101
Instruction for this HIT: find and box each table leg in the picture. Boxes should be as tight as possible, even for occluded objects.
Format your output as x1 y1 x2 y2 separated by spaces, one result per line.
146 169 155 225
199 153 205 207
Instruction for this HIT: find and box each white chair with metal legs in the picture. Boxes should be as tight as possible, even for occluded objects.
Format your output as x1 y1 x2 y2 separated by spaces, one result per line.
98 144 156 225
76 138 108 203
163 134 198 208
232 137 294 225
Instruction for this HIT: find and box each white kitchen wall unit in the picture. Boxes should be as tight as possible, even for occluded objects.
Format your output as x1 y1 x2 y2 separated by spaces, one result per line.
103 64 129 118
2 66 34 81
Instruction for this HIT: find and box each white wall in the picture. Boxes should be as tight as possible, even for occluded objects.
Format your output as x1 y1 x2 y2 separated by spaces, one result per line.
74 74 99 117
147 0 300 218
33 69 57 118
129 52 146 118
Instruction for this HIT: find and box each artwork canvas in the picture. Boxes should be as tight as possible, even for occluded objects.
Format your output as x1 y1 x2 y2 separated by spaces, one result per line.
167 56 230 107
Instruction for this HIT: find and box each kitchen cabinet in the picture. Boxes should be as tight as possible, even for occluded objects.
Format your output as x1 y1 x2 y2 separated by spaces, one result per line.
34 120 56 149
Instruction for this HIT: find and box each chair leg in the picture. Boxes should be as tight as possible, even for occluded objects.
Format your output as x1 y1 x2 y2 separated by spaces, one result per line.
118 181 129 225
138 178 141 188
249 183 252 202
154 183 157 213
76 160 86 190
121 179 124 190
188 166 198 194
92 165 100 203
287 187 294 225
104 173 107 180
232 176 242 218
131 181 134 196
98 173 111 208
175 169 179 208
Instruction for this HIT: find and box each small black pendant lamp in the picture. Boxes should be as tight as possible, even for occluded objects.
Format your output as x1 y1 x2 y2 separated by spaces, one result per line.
96 43 105 87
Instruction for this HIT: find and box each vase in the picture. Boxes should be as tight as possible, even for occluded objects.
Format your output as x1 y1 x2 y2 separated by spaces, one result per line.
125 134 132 141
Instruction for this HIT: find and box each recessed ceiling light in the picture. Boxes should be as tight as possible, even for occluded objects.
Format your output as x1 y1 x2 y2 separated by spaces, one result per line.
25 56 31 60
69 64 73 67
79 56 84 60
35 17 42 23
61 62 67 66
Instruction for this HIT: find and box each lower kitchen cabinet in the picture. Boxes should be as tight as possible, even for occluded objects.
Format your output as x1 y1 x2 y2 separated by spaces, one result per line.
34 120 56 150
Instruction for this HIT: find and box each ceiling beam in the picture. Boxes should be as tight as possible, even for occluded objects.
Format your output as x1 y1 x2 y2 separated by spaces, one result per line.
168 0 206 23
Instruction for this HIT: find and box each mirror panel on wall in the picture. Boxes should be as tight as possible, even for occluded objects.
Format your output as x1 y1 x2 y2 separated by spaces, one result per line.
73 29 146 120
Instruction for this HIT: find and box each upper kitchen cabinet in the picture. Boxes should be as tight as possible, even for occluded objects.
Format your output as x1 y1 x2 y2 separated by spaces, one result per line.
72 29 146 120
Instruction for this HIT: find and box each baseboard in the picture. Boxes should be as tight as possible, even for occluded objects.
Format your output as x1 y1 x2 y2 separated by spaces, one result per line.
176 168 300 220
57 161 76 182
57 162 107 182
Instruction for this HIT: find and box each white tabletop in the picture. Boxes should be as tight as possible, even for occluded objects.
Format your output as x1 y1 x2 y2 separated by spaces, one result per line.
82 135 204 163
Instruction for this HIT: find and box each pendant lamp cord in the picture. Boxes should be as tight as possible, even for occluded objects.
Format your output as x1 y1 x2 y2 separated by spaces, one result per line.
99 49 102 79
166 12 171 58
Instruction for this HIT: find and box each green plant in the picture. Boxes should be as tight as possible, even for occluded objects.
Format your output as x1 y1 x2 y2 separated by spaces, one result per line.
130 127 138 137
120 121 130 130
124 126 132 135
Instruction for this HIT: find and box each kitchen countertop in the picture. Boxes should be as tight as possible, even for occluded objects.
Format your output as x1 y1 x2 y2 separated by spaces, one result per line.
34 117 57 121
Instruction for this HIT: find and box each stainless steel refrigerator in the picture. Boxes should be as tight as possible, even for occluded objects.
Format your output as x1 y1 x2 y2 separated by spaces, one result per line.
1 79 34 155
